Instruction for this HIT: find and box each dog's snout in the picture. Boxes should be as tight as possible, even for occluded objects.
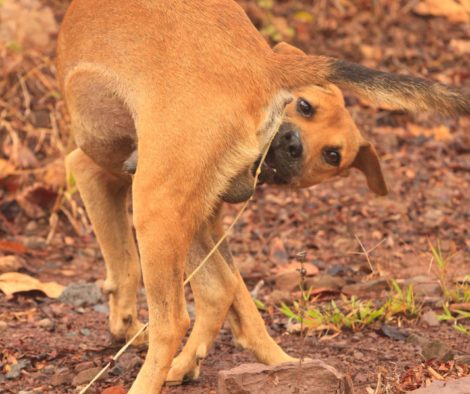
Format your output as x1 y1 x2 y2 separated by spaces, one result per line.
281 130 303 158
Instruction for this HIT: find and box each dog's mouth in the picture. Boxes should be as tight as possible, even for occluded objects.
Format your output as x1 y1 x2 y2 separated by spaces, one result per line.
254 157 291 185
254 123 304 185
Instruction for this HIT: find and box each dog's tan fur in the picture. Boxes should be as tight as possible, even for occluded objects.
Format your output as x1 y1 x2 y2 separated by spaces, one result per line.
57 1 469 392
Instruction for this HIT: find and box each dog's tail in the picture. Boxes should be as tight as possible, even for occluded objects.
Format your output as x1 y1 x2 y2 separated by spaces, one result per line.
272 54 470 116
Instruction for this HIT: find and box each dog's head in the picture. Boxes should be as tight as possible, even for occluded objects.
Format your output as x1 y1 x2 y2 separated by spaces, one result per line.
258 42 387 196
259 84 387 195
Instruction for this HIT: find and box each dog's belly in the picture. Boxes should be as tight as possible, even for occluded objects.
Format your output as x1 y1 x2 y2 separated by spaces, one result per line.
66 70 137 173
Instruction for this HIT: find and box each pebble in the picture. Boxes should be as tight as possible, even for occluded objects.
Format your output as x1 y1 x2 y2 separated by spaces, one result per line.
72 367 106 386
93 303 109 314
80 328 91 336
274 270 300 292
37 318 55 331
305 274 346 291
342 279 388 295
266 289 290 305
51 368 72 386
58 282 102 307
420 310 440 327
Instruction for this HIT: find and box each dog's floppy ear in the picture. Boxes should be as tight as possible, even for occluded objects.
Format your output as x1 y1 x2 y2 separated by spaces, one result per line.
273 42 306 56
351 142 388 196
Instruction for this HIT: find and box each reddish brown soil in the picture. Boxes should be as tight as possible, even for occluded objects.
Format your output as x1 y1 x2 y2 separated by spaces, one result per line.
1 1 469 393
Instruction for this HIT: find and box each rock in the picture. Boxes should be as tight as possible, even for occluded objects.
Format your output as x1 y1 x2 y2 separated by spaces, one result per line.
327 265 346 276
119 354 142 370
59 282 102 307
218 360 353 394
274 270 300 292
421 310 440 327
0 255 24 273
401 276 442 298
80 328 91 336
51 368 72 386
406 333 429 347
93 303 109 314
455 355 470 365
0 320 7 332
37 318 54 331
75 361 94 372
342 279 388 296
72 367 106 386
269 237 289 264
101 386 127 394
236 255 258 277
266 289 290 305
421 339 454 362
410 375 470 393
380 325 409 341
305 275 346 291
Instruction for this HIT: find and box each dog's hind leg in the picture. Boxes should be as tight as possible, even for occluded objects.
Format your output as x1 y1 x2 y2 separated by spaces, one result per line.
166 207 295 384
66 149 145 344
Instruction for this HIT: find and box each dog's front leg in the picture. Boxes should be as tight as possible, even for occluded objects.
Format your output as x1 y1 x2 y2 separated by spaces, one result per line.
166 206 239 385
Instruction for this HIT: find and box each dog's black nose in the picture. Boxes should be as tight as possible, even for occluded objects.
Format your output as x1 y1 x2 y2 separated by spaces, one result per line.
280 130 303 158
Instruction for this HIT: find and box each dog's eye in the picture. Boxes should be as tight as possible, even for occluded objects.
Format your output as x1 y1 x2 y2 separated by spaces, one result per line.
322 148 341 167
296 98 315 118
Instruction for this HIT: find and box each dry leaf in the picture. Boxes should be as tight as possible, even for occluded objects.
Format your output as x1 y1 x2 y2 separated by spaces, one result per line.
414 0 470 23
0 255 24 273
450 39 470 54
0 272 64 298
408 124 452 141
0 0 58 49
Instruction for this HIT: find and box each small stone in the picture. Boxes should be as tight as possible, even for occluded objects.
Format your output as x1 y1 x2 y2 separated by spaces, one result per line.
421 339 454 361
420 310 440 327
269 237 289 264
274 270 300 292
37 318 54 331
410 375 470 393
109 362 125 376
24 220 38 234
327 265 346 276
72 367 106 386
51 368 72 386
380 325 409 341
93 303 109 314
75 361 94 372
0 321 7 332
119 354 142 370
305 275 346 291
218 360 353 394
402 276 442 298
266 289 290 305
455 354 470 364
101 386 127 394
80 328 91 336
59 282 102 307
342 279 388 295
236 256 258 277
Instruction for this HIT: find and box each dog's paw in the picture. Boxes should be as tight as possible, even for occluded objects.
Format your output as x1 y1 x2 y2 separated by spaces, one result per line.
165 354 200 386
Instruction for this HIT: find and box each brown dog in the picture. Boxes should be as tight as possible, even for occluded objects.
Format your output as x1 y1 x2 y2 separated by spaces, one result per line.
57 1 469 392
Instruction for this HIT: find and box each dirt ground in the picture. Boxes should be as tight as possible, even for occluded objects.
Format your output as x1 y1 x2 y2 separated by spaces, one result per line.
1 1 469 393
